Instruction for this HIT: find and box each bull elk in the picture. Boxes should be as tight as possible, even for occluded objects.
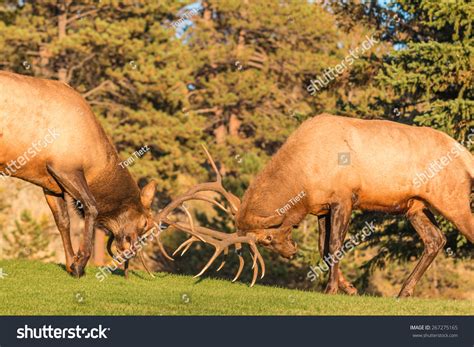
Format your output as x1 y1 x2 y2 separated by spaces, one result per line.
162 114 473 297
0 71 161 277
2 71 472 298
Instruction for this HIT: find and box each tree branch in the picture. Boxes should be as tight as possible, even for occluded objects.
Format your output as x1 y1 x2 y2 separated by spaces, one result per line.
66 53 96 83
82 80 115 99
193 107 219 114
66 8 100 25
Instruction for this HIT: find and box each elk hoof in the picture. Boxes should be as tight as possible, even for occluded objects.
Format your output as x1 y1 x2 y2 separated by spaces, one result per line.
397 290 413 298
341 284 358 296
65 264 74 275
70 262 85 278
70 254 86 278
324 285 339 295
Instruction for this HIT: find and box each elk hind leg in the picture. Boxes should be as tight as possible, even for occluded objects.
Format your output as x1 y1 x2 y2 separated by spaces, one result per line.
399 201 446 298
432 197 474 244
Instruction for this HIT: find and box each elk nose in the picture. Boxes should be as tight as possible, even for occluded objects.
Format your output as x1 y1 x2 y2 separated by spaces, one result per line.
122 235 138 254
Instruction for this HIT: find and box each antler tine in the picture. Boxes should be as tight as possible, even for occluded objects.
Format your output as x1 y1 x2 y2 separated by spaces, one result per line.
153 222 174 261
193 194 229 214
166 220 230 241
216 247 228 272
201 144 222 183
232 256 245 282
180 238 196 256
156 183 236 222
193 234 260 280
164 219 208 242
172 236 199 257
250 243 265 279
193 245 226 278
181 203 197 237
250 257 259 287
138 250 155 278
231 243 245 282
200 144 241 214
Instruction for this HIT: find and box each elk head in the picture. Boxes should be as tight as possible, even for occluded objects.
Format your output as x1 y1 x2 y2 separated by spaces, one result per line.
235 209 300 260
103 180 158 277
157 146 305 286
234 168 306 260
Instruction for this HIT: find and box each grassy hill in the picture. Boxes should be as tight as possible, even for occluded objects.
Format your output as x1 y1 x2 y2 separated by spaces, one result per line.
0 260 472 315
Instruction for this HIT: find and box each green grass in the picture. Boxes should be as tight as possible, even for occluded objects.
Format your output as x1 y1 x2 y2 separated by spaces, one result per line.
0 260 472 315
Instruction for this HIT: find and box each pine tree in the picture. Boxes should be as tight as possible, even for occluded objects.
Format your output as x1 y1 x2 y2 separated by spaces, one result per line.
3 210 55 261
376 0 473 140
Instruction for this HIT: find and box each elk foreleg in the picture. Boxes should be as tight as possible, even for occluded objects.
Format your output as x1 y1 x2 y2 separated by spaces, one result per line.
47 165 98 277
318 214 357 295
44 191 74 274
399 203 446 298
324 201 352 294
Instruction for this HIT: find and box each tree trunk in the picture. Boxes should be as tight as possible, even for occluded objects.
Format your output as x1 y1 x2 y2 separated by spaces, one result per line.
57 3 68 82
229 114 241 137
214 124 226 145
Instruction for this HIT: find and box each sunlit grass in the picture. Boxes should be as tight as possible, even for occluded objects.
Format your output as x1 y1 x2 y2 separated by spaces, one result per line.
0 260 471 315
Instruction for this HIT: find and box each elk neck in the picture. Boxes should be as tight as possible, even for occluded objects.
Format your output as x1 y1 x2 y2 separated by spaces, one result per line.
86 156 145 233
238 147 309 229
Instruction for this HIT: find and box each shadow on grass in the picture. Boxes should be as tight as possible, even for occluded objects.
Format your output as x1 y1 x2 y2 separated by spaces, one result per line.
55 263 68 272
130 271 168 280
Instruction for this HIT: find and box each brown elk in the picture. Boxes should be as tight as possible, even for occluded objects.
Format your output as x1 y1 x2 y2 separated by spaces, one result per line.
0 71 161 277
161 114 473 297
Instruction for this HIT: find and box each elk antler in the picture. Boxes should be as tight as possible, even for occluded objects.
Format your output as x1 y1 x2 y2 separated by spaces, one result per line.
154 145 265 286
106 233 155 278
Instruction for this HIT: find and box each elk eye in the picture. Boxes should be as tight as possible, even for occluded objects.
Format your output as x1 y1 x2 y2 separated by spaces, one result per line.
265 235 273 243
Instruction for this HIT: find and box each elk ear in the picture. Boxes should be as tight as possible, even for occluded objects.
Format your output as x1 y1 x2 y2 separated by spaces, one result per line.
140 180 157 209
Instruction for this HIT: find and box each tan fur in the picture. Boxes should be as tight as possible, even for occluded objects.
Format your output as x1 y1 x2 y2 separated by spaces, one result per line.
0 71 156 276
237 113 473 296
